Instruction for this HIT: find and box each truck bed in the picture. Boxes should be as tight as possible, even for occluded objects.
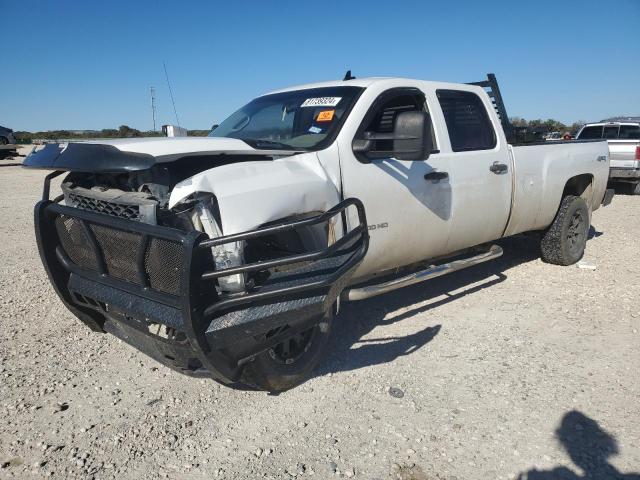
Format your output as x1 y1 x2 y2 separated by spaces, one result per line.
503 139 609 237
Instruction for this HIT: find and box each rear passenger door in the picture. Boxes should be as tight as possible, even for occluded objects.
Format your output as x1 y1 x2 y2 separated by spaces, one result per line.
432 89 513 253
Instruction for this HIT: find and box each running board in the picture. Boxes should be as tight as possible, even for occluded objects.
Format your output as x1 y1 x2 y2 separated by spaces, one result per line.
345 244 503 301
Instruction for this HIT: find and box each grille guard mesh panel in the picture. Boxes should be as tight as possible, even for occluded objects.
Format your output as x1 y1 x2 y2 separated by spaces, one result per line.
56 214 184 295
145 238 183 295
55 215 99 271
91 224 142 285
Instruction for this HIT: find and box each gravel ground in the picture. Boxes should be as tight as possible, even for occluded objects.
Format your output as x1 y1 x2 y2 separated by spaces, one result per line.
1 164 638 480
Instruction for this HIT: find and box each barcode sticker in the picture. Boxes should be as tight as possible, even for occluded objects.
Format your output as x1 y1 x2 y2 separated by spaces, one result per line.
301 97 342 108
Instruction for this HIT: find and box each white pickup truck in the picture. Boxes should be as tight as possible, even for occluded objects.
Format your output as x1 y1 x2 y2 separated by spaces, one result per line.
25 74 613 391
576 120 640 194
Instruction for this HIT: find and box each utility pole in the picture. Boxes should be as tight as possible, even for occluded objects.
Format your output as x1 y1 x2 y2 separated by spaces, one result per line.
150 86 157 132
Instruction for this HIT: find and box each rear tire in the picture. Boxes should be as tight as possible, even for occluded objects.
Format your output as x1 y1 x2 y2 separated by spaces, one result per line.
241 312 333 392
540 195 590 266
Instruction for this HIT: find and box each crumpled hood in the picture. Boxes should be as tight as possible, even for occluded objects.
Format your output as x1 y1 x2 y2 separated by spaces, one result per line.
169 153 340 234
82 137 298 158
22 137 298 173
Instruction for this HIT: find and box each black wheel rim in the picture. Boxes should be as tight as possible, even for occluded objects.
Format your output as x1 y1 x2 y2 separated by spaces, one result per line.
567 210 586 255
268 326 316 365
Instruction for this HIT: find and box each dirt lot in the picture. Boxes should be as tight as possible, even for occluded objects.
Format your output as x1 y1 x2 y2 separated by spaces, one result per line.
0 164 638 480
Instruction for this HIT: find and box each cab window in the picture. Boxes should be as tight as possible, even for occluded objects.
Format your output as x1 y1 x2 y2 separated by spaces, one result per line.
436 90 496 151
356 89 434 158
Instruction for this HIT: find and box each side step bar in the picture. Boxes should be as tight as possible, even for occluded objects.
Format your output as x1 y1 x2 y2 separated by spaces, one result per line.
346 244 503 301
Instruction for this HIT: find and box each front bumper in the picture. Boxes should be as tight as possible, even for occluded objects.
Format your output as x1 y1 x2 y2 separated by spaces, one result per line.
35 186 368 384
609 167 640 180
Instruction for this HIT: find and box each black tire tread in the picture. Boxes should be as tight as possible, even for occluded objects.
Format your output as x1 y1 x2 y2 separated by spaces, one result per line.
540 195 588 266
240 316 332 392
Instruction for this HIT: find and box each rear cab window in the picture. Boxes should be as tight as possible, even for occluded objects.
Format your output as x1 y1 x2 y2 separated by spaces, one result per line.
436 90 496 151
619 125 640 139
603 125 619 139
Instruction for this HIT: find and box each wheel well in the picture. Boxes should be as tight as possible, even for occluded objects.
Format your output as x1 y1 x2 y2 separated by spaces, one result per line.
562 174 593 202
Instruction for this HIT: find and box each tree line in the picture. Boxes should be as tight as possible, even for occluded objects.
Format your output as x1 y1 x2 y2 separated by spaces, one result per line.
14 125 210 142
509 117 586 134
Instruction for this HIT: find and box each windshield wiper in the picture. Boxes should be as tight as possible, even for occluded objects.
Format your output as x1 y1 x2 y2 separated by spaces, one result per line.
246 139 300 150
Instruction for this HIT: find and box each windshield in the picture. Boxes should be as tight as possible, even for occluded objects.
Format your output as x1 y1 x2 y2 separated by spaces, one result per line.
210 86 363 150
577 125 603 139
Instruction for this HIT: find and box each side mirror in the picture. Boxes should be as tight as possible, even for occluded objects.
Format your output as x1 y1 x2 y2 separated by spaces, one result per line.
352 111 432 161
393 111 432 161
211 124 219 132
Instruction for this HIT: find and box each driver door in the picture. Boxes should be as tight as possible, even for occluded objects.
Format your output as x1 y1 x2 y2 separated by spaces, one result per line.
338 87 452 278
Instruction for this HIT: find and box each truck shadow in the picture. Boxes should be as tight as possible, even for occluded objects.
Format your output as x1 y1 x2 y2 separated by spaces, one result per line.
588 225 603 239
516 410 640 479
317 234 542 376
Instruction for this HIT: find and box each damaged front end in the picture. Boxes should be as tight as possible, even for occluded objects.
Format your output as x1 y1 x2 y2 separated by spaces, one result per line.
27 145 368 385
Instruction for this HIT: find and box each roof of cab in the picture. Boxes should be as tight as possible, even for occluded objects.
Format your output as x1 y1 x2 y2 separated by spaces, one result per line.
263 77 483 96
264 77 390 95
583 121 640 127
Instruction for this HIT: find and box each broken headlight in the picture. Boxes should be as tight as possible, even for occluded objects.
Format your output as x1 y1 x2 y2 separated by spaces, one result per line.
176 194 246 294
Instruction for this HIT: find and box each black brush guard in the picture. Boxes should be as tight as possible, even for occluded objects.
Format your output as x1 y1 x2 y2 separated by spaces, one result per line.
34 176 368 384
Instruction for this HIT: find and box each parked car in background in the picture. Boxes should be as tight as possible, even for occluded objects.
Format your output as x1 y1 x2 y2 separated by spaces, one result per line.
545 131 562 141
576 120 640 194
0 125 17 145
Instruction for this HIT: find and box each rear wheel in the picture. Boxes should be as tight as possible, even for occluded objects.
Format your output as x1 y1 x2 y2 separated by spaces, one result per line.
540 195 590 265
241 312 333 392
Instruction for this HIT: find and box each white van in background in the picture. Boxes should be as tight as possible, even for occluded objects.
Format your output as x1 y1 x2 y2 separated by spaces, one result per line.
162 124 188 137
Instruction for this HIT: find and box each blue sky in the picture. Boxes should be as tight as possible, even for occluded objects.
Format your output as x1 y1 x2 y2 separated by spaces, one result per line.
2 0 639 131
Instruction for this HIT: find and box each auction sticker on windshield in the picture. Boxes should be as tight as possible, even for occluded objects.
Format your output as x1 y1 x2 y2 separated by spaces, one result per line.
317 110 335 122
301 97 342 108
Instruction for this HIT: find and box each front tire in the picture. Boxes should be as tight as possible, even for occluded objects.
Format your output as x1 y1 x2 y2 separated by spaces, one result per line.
241 312 333 392
540 195 590 266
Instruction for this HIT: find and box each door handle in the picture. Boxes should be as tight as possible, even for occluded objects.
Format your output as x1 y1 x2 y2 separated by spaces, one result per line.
489 162 508 174
424 171 449 181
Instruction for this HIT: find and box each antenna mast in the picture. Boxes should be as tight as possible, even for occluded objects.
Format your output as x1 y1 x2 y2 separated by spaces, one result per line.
150 86 157 132
163 61 181 127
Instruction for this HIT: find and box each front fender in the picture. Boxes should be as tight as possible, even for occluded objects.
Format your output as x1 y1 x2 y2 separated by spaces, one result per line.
168 153 340 234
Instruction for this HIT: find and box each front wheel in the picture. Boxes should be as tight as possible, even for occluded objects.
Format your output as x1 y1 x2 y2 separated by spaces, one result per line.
540 195 590 265
241 312 333 392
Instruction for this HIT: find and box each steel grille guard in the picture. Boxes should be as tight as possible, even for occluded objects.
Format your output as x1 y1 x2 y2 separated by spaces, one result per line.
33 172 369 384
